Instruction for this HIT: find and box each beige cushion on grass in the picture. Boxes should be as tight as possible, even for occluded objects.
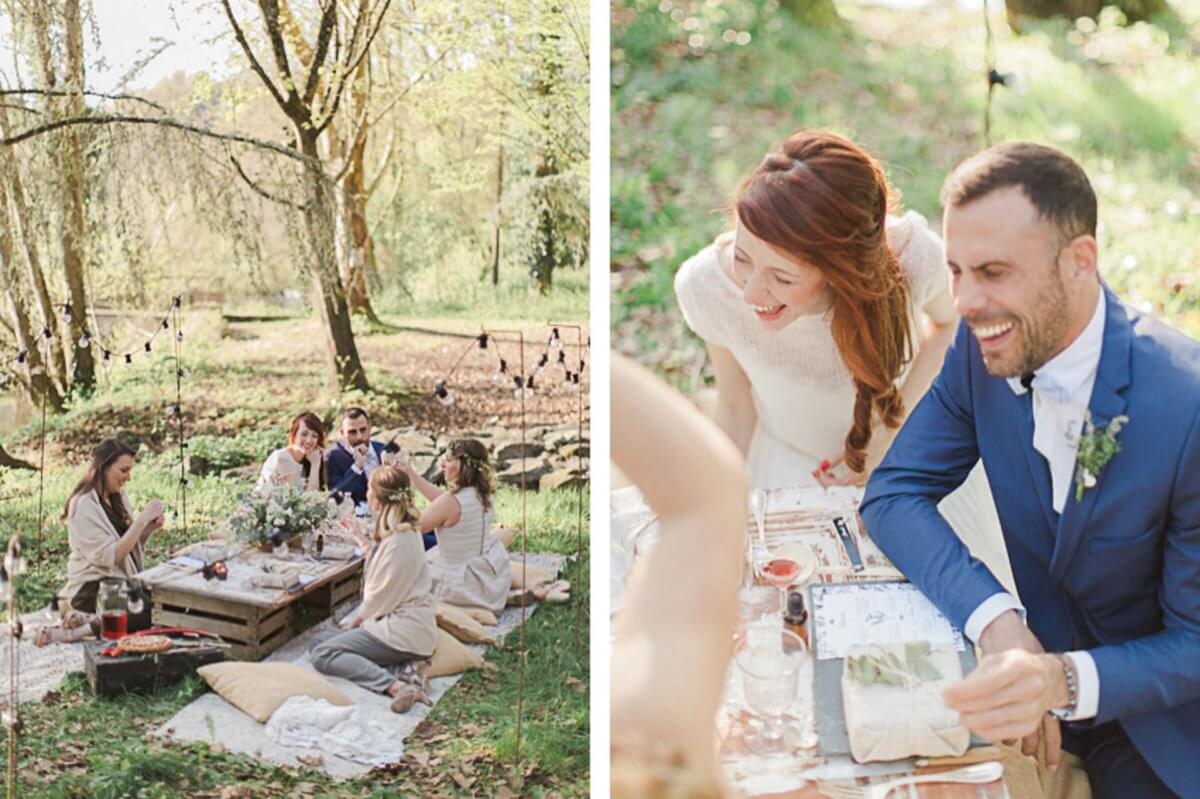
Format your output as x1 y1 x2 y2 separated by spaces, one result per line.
463 607 497 626
197 662 352 723
509 561 557 589
429 628 484 678
436 603 496 645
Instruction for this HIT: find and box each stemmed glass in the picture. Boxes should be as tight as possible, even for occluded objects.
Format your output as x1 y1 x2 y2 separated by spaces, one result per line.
735 628 807 755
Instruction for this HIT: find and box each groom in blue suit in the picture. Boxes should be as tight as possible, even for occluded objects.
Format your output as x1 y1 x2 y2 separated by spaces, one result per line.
861 143 1200 798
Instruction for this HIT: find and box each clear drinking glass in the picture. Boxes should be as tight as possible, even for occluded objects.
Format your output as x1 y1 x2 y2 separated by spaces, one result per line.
735 628 806 756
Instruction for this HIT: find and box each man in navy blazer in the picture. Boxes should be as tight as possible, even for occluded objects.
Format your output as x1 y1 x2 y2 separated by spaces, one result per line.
326 408 437 550
326 407 387 506
861 143 1199 798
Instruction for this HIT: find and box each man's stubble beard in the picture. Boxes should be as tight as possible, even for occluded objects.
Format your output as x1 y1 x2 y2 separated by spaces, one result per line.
980 265 1071 379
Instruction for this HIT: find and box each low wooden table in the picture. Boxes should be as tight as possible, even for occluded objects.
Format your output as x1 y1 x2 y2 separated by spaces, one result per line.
83 639 225 697
136 540 363 660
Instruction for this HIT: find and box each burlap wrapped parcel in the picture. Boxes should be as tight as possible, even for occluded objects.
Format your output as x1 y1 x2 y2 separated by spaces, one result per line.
841 641 970 763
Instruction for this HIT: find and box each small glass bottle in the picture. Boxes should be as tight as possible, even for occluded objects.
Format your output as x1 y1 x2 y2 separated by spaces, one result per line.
783 591 809 645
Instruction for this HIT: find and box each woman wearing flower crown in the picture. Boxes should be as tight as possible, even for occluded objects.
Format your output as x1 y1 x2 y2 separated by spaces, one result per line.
309 465 437 713
400 438 516 614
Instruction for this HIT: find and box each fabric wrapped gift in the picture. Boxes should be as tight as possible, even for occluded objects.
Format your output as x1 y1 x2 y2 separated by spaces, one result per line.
841 641 970 763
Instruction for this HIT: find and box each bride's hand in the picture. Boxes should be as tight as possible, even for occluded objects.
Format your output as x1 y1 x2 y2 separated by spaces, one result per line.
812 453 868 488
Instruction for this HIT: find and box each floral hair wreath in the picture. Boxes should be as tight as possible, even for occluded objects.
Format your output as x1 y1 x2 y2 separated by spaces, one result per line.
447 440 491 475
381 486 413 504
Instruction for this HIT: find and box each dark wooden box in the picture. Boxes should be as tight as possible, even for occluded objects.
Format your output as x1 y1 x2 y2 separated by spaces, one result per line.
83 640 225 697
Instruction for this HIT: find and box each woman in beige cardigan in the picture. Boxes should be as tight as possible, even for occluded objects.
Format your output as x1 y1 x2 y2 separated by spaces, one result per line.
34 439 165 646
310 465 438 713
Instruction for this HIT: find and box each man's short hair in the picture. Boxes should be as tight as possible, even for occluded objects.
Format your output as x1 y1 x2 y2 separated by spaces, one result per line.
342 407 370 424
941 142 1097 241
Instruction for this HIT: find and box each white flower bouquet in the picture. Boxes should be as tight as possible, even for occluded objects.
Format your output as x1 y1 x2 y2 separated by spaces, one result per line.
228 483 332 548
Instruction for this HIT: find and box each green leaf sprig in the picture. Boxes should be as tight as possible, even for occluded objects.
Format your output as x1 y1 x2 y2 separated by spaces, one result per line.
1074 411 1129 501
845 641 943 688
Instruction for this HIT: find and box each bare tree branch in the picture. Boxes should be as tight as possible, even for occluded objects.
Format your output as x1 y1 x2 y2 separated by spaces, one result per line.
303 0 337 106
220 0 292 118
1 114 321 166
0 87 171 114
229 154 308 210
365 126 394 198
314 0 390 136
257 0 302 117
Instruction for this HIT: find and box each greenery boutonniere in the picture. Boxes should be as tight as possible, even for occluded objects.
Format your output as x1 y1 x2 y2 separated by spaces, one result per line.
1074 410 1129 502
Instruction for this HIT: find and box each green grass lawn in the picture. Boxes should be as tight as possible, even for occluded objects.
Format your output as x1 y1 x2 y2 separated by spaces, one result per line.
0 313 589 798
613 0 1200 385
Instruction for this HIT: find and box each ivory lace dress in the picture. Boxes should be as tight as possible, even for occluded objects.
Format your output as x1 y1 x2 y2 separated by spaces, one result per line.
674 212 1015 594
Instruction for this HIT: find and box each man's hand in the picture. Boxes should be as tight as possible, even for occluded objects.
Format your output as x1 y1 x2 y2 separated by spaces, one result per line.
957 610 1067 770
353 443 369 471
944 649 1068 769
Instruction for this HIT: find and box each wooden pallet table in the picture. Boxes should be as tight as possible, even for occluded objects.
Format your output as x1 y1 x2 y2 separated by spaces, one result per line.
83 640 226 697
136 541 364 661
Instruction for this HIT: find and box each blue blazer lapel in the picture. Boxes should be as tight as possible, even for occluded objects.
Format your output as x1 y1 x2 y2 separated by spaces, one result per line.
1013 387 1059 534
1049 285 1132 582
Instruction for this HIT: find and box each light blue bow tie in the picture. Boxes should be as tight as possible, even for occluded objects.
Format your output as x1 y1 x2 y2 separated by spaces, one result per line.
1029 372 1073 404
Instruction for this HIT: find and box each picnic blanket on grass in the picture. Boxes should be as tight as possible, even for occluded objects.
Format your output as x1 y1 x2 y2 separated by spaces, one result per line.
153 552 565 779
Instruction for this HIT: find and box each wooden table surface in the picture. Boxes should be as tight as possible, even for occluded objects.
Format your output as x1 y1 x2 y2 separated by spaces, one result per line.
136 539 363 609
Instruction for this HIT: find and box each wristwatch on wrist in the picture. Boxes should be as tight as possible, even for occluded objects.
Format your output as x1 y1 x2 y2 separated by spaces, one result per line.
1049 653 1078 720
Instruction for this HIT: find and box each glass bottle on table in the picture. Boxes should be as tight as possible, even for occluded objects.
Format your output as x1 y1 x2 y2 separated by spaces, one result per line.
97 578 128 640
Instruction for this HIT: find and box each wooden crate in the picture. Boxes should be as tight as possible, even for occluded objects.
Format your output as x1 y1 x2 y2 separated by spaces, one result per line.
83 640 225 697
299 570 362 617
152 587 295 661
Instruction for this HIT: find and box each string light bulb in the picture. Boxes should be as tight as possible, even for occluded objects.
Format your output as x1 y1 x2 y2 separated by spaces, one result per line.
62 303 72 320
162 319 170 331
78 329 90 349
41 327 52 341
548 327 562 350
144 341 152 353
492 358 509 386
124 354 133 366
16 351 27 365
434 381 454 406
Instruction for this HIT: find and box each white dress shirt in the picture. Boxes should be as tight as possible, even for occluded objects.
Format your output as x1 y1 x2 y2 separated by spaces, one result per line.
965 289 1106 721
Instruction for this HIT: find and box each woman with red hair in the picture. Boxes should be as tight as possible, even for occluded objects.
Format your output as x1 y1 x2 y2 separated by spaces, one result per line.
674 130 1009 585
256 411 328 492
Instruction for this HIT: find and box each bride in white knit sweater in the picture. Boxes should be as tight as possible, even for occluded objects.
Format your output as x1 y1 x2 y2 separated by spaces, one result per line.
673 129 1014 592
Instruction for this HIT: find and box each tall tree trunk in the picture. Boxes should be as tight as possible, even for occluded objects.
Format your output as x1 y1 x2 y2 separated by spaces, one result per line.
278 0 379 322
57 0 96 391
0 181 64 411
529 4 564 296
0 101 69 391
491 143 504 286
341 65 382 321
300 134 369 392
